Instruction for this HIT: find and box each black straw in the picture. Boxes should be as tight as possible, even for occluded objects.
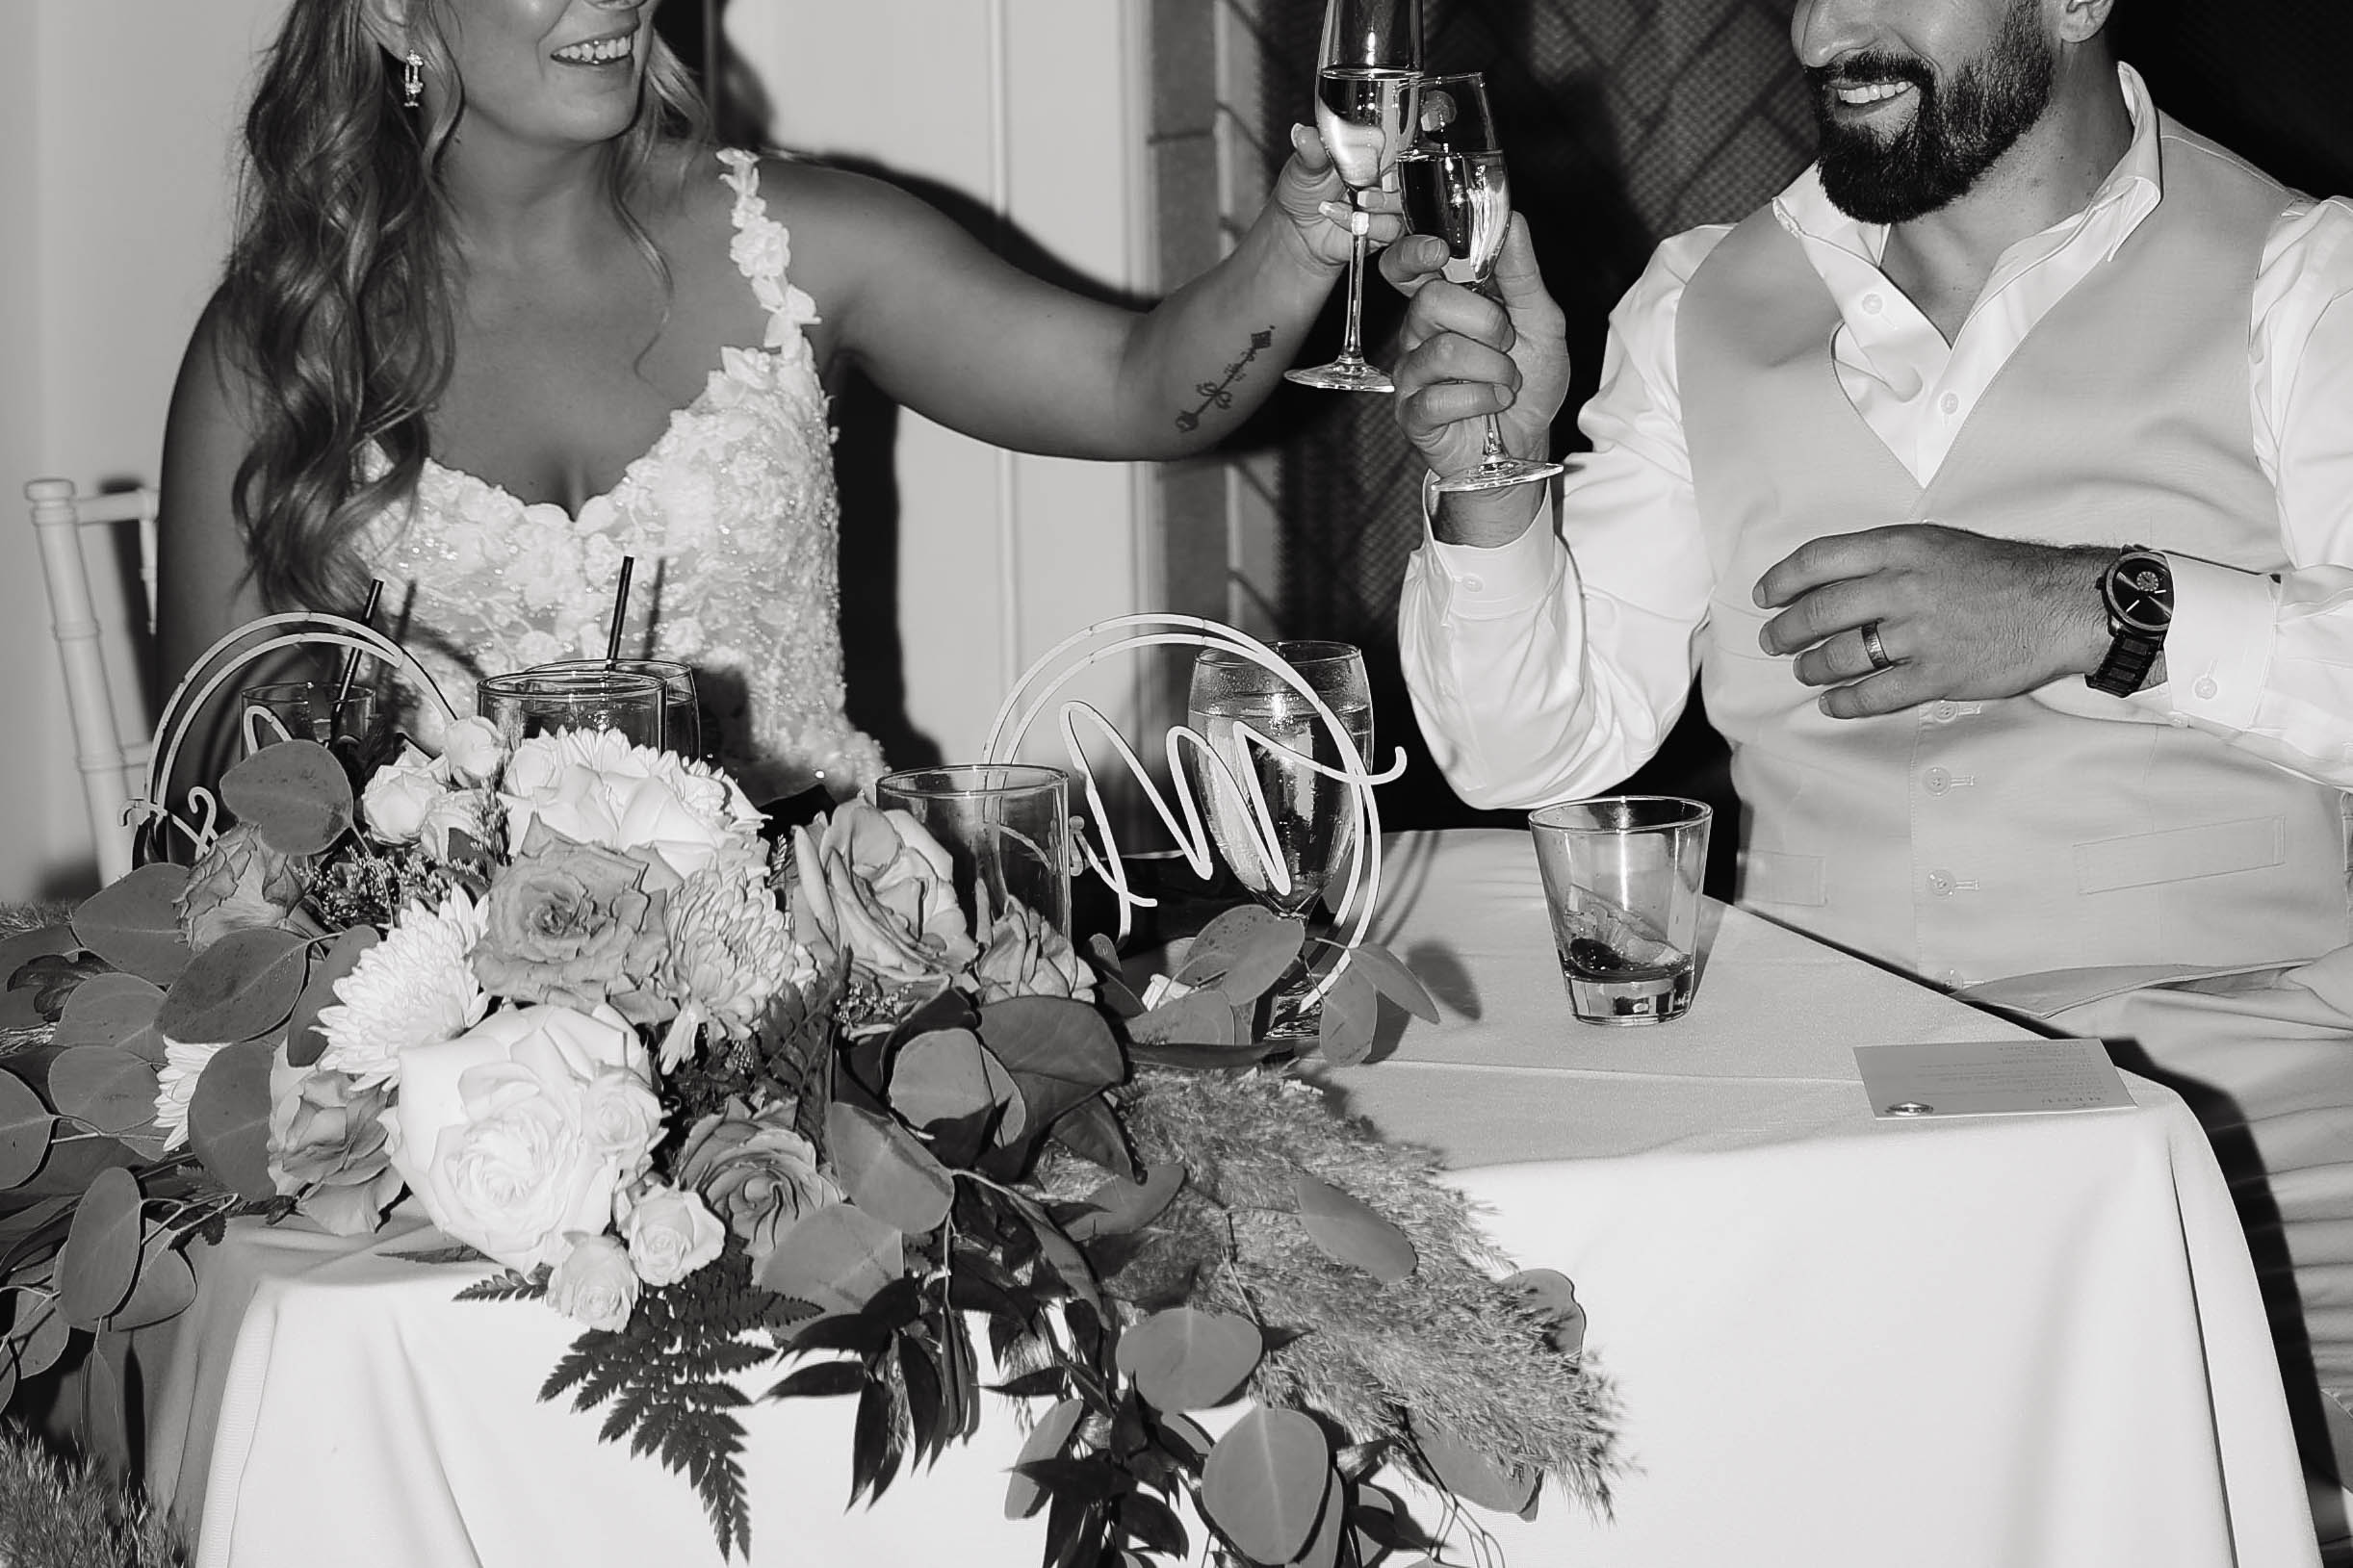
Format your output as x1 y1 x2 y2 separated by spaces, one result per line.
605 556 636 668
331 578 384 725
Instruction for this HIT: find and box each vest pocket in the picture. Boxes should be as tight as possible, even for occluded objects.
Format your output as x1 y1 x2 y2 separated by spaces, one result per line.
1742 849 1826 907
2073 816 2285 894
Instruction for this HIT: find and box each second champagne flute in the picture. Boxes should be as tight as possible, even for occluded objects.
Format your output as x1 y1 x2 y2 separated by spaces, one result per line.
1398 72 1565 492
1284 0 1422 393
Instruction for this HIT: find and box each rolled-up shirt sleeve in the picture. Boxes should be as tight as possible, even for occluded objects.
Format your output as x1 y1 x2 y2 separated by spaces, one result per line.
1397 227 1727 809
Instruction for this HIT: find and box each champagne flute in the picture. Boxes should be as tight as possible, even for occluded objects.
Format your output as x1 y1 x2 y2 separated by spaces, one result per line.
1184 642 1375 1038
1397 73 1565 492
1283 0 1422 393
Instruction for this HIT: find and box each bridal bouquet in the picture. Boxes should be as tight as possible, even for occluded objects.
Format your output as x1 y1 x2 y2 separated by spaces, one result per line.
0 724 1616 1563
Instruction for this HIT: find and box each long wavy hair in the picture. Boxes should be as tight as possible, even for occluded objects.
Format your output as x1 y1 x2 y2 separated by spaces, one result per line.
220 0 711 612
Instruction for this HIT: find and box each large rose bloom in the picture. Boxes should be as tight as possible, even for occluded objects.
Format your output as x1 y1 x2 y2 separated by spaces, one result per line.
269 1067 402 1237
673 1101 838 1270
473 828 667 1020
389 1003 660 1273
501 728 764 887
789 804 976 986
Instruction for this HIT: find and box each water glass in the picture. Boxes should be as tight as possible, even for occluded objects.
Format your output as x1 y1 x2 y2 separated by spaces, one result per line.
477 668 667 752
239 681 378 758
875 764 1073 940
529 658 702 758
1529 796 1712 1025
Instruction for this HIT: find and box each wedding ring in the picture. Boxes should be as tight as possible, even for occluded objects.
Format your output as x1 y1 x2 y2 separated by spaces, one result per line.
1859 620 1895 673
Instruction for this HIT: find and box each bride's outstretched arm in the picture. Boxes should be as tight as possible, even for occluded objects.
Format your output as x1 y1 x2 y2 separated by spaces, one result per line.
789 133 1399 461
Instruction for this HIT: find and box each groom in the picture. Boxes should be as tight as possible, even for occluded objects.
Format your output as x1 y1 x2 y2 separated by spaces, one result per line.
1380 0 2353 1519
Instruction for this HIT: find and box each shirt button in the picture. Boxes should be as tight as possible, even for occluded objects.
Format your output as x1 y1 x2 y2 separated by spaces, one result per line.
2192 676 2218 700
1862 294 1884 315
1939 392 1960 415
1926 869 1956 896
1931 701 1959 722
1924 766 1952 795
1461 575 1484 593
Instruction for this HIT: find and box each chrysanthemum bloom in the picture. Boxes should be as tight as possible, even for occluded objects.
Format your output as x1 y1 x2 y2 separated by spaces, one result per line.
662 867 794 1044
317 889 490 1089
153 1037 226 1150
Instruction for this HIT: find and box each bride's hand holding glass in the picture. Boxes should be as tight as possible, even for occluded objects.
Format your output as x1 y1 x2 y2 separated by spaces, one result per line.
1270 123 1409 272
1383 215 1573 531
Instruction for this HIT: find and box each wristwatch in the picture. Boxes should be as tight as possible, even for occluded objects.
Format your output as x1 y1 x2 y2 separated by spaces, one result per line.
2086 547 2173 697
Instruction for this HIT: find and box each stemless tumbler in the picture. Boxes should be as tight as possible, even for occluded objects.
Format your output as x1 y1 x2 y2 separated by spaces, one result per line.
477 668 667 752
1529 796 1712 1024
530 658 702 758
875 764 1073 940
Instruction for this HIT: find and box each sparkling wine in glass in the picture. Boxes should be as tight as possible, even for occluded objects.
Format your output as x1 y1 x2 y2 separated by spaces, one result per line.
1285 0 1422 394
1398 73 1564 493
1185 642 1375 1038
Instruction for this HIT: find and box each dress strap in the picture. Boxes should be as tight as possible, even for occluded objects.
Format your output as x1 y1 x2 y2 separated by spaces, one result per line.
715 148 821 351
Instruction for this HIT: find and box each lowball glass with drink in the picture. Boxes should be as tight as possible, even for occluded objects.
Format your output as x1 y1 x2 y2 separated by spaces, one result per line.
1397 71 1565 493
1184 642 1375 1038
1529 796 1712 1024
1284 0 1422 393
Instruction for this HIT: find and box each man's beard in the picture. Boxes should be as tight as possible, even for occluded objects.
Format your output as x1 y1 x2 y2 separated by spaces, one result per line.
1807 1 2056 224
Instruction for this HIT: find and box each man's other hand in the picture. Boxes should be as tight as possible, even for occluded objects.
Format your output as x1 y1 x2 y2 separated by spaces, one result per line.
1752 525 2117 717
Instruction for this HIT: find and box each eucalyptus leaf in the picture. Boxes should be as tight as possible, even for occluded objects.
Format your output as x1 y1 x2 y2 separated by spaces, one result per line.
0 1073 53 1189
1293 1173 1417 1283
0 926 78 993
1065 1163 1185 1243
1084 935 1147 1018
1113 1306 1262 1413
49 973 166 1062
753 1201 903 1317
57 1167 141 1327
1172 905 1305 1001
221 738 353 856
105 1223 196 1330
1046 1096 1134 1181
1001 1397 1083 1520
1126 990 1243 1049
1413 1422 1538 1515
1502 1268 1588 1356
888 1028 1024 1151
83 1330 131 1478
4 1286 70 1381
1314 964 1381 1067
1200 1405 1331 1564
70 864 192 987
826 1102 954 1236
1339 940 1441 1022
154 927 309 1046
286 927 377 1068
1291 1466 1347 1568
188 1040 279 1202
46 1047 162 1138
977 996 1125 1132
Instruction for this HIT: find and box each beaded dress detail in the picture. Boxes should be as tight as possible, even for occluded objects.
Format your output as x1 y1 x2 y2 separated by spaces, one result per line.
361 149 883 801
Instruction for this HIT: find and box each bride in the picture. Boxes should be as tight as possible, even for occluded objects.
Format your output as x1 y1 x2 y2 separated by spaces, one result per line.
158 0 1389 801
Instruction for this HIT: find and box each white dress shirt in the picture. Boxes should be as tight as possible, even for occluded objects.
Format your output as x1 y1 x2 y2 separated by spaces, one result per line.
1400 65 2353 809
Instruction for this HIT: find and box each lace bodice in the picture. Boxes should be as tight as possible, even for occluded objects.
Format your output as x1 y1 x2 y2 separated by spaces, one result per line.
359 149 883 802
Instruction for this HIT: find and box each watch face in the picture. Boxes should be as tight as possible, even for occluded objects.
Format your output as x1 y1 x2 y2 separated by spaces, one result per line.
2106 552 2173 633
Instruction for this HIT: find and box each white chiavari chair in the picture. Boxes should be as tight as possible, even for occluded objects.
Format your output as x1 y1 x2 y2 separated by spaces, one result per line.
25 477 160 885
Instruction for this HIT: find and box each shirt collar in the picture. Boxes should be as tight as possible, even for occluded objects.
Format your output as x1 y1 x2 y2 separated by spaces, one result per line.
1771 62 2162 267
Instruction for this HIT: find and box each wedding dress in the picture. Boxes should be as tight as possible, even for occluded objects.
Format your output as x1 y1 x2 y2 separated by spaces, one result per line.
359 149 884 802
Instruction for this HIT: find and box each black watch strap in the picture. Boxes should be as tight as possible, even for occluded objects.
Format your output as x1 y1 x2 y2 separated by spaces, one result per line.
2088 630 2161 697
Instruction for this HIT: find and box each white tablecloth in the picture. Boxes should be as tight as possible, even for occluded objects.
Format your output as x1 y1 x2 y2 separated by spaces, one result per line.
142 829 2318 1567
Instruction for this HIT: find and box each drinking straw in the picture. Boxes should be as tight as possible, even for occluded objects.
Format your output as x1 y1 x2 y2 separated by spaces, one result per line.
605 556 636 668
330 578 384 727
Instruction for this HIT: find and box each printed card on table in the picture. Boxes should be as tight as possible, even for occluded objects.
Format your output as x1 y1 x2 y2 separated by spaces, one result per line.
1853 1039 2135 1119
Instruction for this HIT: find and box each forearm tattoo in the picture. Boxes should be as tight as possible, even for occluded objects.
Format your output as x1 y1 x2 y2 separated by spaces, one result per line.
1174 328 1276 433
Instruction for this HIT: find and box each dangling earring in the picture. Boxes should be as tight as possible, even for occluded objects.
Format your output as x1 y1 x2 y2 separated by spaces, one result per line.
401 51 425 111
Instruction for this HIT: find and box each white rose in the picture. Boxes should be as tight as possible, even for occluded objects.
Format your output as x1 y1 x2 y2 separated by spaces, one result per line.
389 1002 659 1273
436 716 508 788
503 729 764 886
417 788 497 862
547 1232 638 1330
621 1186 726 1288
361 744 445 845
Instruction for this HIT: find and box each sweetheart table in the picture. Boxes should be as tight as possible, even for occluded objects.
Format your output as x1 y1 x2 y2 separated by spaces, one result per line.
137 829 2317 1567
